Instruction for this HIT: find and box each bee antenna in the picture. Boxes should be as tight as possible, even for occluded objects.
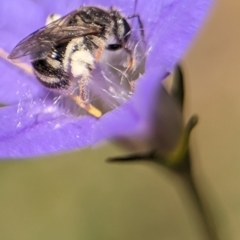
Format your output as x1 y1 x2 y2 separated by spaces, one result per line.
134 0 138 14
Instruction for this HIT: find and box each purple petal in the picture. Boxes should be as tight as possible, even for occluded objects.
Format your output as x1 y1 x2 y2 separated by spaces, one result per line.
0 100 97 157
0 1 48 104
0 99 139 158
0 0 212 157
0 59 48 104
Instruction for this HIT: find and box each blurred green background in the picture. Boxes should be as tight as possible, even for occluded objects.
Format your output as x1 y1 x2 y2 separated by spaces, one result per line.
0 0 240 239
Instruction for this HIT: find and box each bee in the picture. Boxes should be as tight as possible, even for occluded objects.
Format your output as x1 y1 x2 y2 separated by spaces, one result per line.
8 6 144 118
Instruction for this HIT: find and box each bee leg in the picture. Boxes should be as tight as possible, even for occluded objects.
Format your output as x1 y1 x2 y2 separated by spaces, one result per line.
127 14 145 40
123 47 135 73
130 80 135 93
79 76 102 117
70 94 102 118
93 38 105 61
124 14 144 73
95 47 103 61
70 77 102 118
0 47 33 75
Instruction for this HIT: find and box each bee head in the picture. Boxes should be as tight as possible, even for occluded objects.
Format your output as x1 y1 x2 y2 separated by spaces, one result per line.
105 10 131 51
110 10 131 43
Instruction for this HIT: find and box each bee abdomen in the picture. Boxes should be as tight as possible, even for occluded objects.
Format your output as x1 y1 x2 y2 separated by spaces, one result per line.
32 58 70 89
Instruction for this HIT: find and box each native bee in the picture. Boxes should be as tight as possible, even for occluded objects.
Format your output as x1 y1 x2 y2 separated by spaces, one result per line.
8 6 144 117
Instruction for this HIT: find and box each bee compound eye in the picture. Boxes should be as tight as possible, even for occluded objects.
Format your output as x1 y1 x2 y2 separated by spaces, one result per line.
106 44 122 51
120 18 131 41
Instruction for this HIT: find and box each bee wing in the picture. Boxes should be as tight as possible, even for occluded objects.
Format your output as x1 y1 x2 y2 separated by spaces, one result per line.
8 9 101 61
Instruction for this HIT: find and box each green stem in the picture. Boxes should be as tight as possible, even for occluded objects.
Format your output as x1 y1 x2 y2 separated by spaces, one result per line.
175 154 219 240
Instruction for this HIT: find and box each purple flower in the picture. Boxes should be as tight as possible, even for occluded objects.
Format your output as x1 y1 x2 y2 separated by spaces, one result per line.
0 0 211 158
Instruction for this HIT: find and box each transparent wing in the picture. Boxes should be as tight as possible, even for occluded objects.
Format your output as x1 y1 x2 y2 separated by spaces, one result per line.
8 9 101 61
